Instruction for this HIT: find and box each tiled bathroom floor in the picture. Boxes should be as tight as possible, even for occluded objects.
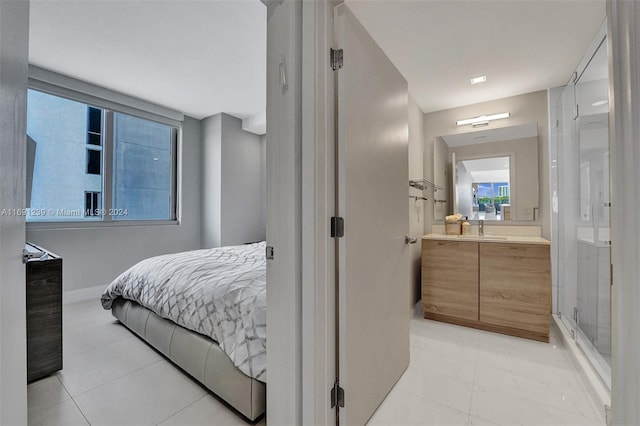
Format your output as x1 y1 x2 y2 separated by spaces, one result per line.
28 300 605 426
367 310 606 426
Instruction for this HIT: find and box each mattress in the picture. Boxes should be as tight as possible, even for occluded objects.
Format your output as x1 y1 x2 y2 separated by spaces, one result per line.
101 242 266 382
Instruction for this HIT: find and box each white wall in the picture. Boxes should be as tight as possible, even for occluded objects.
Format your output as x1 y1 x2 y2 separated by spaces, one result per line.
265 0 302 422
26 116 203 294
424 90 550 238
0 0 29 422
455 161 473 218
408 96 424 306
201 113 265 248
608 3 640 423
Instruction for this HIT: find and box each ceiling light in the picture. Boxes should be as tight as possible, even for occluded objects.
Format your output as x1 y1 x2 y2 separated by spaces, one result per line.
591 100 608 107
470 75 487 85
456 112 510 126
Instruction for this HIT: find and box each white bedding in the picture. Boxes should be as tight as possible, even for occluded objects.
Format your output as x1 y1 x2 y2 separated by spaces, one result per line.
101 242 266 382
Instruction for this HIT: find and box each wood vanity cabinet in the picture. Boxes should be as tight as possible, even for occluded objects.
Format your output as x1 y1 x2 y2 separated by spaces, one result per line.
479 243 551 341
422 240 478 321
422 238 551 342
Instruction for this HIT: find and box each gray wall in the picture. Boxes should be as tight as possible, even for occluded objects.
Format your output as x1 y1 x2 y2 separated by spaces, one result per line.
202 114 222 247
202 113 265 248
408 96 424 306
260 134 267 237
424 90 550 238
26 116 203 292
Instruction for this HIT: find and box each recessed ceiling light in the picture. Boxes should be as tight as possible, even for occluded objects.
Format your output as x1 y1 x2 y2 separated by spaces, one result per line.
470 75 487 85
592 100 608 107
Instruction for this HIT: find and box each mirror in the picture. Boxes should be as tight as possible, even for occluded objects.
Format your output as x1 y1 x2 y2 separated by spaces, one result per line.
437 123 539 221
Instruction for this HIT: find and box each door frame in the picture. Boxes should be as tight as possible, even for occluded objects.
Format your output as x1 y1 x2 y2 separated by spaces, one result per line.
264 0 339 423
0 0 29 424
301 0 338 424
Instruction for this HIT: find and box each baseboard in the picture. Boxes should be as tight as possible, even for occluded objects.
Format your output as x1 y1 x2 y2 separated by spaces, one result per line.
551 315 610 424
63 284 105 305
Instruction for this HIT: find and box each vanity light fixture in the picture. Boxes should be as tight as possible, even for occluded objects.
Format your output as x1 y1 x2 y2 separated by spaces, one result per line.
456 112 510 126
470 75 487 85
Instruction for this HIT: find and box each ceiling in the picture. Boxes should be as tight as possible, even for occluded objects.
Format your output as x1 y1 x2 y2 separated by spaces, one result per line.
461 157 510 183
29 0 266 128
29 1 606 132
346 0 606 114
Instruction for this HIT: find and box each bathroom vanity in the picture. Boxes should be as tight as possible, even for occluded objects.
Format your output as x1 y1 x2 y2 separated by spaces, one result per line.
421 234 551 342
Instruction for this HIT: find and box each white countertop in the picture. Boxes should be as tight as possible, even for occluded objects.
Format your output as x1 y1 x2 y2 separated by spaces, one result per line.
422 233 550 245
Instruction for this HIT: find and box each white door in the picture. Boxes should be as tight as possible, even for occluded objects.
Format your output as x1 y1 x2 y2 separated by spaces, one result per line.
0 0 29 423
335 5 410 425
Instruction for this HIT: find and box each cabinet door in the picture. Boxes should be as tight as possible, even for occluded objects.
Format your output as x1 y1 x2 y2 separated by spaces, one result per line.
422 240 479 321
479 243 551 336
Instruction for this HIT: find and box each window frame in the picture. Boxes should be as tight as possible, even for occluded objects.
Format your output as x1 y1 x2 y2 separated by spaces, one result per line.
26 79 181 229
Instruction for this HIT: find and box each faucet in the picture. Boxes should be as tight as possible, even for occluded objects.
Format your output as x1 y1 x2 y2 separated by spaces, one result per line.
478 220 484 236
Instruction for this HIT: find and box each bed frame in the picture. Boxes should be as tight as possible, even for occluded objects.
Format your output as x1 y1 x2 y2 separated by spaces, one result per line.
111 298 266 421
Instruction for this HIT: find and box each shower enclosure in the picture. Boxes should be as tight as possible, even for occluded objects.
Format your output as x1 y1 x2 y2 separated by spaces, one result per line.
554 28 611 388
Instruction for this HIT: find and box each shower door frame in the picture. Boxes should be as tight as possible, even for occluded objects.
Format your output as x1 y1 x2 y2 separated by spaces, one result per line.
555 24 611 390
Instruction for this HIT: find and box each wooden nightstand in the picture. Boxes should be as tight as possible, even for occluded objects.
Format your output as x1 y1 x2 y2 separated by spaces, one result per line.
25 243 62 383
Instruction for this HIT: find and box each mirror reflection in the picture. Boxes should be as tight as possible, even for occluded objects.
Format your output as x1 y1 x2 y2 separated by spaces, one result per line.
456 157 510 220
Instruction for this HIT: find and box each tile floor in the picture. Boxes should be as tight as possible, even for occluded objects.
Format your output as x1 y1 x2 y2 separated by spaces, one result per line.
366 310 607 426
27 300 265 426
29 300 605 426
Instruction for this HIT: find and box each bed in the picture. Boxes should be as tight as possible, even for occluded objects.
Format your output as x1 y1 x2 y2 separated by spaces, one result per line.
101 242 267 421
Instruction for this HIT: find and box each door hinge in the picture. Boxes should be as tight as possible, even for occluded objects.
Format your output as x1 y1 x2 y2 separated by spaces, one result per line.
610 263 613 287
331 379 345 408
330 48 344 71
555 119 559 128
266 246 274 260
331 217 344 238
574 307 580 324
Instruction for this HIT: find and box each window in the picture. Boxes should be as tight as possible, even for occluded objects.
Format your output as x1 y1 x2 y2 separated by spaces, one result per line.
84 191 101 217
86 149 101 175
26 89 177 223
477 182 510 206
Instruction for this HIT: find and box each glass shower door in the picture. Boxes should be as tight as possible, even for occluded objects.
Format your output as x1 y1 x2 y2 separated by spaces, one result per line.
556 36 611 388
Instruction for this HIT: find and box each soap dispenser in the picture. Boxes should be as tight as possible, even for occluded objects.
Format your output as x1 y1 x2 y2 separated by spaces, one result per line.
462 216 471 235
